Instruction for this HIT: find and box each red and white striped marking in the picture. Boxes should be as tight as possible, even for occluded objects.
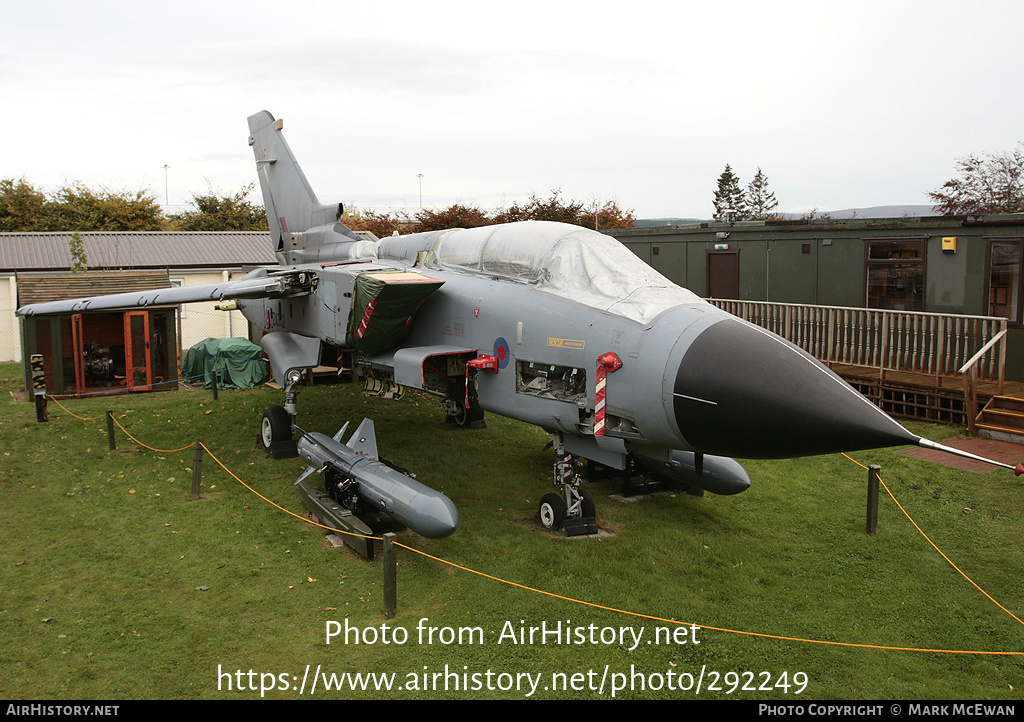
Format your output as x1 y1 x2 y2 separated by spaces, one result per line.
595 369 608 436
356 299 378 339
595 352 623 436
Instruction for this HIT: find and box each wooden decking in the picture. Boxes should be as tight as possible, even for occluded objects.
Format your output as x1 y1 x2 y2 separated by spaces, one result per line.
706 299 1017 426
829 363 1024 425
830 363 1024 397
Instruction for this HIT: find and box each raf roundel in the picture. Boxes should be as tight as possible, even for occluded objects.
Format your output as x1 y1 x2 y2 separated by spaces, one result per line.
493 337 510 370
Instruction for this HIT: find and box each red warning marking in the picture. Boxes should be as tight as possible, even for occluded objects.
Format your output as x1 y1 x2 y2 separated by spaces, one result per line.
356 300 378 339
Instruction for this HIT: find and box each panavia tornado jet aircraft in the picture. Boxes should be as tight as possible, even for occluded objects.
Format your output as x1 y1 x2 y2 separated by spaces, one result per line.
17 111 1022 542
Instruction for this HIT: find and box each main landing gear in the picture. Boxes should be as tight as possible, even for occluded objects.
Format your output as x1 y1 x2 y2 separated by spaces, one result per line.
261 405 298 458
536 438 597 536
261 368 303 459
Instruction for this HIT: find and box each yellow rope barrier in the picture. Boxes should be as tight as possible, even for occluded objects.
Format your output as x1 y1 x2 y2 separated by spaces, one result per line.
109 416 195 454
46 394 106 422
199 442 380 542
395 541 1023 656
40 395 1023 655
842 452 1024 627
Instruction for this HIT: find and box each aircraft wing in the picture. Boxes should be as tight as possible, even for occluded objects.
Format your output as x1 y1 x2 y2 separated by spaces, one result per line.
16 268 314 316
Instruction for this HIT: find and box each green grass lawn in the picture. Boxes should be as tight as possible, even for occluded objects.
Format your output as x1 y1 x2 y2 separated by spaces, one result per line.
1 368 1022 700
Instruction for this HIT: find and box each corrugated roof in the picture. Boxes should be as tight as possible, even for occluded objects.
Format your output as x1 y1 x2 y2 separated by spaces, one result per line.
0 231 276 271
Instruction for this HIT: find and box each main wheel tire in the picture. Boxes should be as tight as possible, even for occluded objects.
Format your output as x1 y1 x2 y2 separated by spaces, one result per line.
443 399 468 426
538 493 567 531
261 406 291 450
579 488 596 518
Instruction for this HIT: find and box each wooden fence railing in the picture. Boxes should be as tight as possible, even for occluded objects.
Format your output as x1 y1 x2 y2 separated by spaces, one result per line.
707 299 1007 391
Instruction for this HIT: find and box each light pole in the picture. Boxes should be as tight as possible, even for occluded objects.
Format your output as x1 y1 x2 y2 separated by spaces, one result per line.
416 173 424 209
161 164 170 207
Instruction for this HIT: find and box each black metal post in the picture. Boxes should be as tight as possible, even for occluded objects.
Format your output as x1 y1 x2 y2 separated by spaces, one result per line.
191 438 203 501
866 464 880 534
31 354 48 423
383 532 397 618
106 411 116 451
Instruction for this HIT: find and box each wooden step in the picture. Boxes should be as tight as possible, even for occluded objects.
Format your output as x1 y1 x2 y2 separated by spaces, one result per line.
977 408 1024 432
977 424 1024 444
976 395 1024 443
986 395 1024 414
977 421 1024 434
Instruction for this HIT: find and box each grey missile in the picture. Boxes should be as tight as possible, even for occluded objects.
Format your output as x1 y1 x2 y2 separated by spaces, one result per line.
295 418 459 538
632 450 751 496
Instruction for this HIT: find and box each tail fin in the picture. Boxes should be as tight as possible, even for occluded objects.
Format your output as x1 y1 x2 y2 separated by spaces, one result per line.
346 418 379 459
247 111 347 257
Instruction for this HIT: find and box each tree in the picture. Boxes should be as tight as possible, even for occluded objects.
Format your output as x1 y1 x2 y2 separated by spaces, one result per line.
492 190 635 228
713 164 747 222
360 210 410 238
0 178 166 231
398 190 636 232
339 207 408 239
519 190 586 225
745 167 779 220
592 199 637 230
0 177 47 231
68 231 88 273
43 182 165 231
170 183 268 231
413 203 491 232
928 144 1024 215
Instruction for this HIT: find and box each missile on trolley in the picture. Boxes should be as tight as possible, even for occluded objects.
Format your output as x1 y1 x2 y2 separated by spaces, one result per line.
294 418 458 539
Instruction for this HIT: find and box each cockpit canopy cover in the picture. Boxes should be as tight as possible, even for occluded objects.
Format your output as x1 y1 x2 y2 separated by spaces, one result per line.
432 221 703 324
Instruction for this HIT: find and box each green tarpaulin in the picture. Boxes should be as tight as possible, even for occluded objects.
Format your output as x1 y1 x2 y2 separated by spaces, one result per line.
181 337 267 389
346 270 444 354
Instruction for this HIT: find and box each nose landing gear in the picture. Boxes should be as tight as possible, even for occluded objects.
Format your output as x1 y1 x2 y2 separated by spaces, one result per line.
536 439 597 536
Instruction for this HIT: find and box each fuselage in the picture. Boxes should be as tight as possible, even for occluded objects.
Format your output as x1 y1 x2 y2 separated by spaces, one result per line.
235 220 917 466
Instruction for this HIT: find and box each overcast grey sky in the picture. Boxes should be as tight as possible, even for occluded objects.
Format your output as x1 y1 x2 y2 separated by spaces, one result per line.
2 0 1021 219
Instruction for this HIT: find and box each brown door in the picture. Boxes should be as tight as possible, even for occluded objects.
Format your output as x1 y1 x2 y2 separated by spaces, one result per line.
71 313 85 396
124 311 152 391
706 250 740 299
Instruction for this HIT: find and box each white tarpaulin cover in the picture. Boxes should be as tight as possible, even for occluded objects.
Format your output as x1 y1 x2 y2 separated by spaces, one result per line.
433 221 703 324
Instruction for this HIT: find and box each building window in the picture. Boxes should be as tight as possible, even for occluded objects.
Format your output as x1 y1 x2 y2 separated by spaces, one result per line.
171 278 187 318
988 240 1022 324
865 239 925 311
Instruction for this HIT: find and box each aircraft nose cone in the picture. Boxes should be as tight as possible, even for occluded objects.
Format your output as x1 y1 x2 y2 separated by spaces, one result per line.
673 318 917 458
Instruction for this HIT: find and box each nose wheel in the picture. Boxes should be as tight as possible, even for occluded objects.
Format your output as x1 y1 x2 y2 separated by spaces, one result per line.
538 493 567 531
536 441 598 536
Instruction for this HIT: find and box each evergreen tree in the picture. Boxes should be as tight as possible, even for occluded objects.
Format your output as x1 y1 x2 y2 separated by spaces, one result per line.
713 164 747 222
746 167 779 220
